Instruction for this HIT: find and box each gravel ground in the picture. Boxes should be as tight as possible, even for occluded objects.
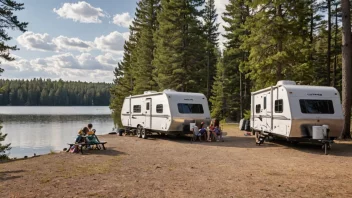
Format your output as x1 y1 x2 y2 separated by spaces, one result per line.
1 124 352 198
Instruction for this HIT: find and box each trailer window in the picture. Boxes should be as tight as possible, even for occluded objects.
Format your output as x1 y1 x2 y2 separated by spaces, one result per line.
133 105 141 113
263 97 267 109
255 104 261 113
299 100 334 114
275 99 283 113
178 104 204 114
156 104 163 113
146 102 150 110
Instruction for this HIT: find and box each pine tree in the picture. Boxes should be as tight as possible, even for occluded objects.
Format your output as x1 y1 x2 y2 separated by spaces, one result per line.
209 56 225 119
242 0 312 90
210 0 250 120
110 37 138 126
153 0 206 92
0 124 11 159
0 0 28 74
203 0 219 99
133 0 160 94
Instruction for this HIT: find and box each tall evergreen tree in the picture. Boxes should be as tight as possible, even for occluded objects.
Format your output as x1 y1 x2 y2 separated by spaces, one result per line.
242 0 312 90
110 34 139 126
203 0 219 99
133 0 160 94
210 0 250 120
153 0 206 92
0 0 28 159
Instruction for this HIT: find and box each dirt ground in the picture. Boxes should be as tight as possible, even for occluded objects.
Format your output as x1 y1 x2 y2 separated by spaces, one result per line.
1 124 352 198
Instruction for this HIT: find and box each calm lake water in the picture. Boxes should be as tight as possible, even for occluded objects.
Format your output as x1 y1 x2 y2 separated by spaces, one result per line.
0 106 115 158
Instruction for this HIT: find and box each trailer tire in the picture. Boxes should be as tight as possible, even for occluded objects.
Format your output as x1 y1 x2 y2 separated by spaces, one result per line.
137 125 143 138
142 128 148 139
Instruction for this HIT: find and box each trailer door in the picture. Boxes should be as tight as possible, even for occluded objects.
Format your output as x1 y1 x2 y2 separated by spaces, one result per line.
262 94 269 131
145 98 152 129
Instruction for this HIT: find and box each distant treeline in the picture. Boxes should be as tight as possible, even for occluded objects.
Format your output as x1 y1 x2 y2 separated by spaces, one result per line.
0 79 111 106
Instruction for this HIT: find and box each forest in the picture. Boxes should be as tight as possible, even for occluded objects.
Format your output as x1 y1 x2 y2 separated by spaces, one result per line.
109 0 351 137
0 79 111 106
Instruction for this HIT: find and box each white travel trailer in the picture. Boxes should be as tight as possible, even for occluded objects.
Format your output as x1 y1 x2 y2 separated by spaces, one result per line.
250 80 344 154
121 90 211 139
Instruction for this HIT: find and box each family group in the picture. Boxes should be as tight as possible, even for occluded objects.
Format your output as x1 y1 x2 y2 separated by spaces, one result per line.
192 120 224 142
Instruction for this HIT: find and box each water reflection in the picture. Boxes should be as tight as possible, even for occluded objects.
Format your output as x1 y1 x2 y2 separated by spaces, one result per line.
1 114 114 158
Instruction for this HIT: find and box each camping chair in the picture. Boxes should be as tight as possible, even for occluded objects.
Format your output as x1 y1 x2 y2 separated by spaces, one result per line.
191 129 206 142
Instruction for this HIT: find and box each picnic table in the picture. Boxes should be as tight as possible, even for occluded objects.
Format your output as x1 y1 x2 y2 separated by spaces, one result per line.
67 135 107 154
67 141 107 154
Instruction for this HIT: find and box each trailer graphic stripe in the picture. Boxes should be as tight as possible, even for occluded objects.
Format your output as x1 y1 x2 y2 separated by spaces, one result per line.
252 115 290 120
122 113 170 118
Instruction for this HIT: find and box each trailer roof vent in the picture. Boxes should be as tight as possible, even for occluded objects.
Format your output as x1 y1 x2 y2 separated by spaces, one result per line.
276 80 296 86
144 91 157 94
163 89 177 93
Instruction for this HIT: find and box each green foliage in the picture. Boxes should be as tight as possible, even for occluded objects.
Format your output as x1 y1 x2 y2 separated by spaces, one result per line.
153 0 207 92
0 0 28 67
110 0 218 125
204 0 220 99
0 124 11 160
0 79 111 106
132 0 160 94
241 0 313 90
243 109 250 120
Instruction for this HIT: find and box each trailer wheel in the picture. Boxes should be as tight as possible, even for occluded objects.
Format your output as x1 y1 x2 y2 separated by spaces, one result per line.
141 128 148 139
137 125 142 138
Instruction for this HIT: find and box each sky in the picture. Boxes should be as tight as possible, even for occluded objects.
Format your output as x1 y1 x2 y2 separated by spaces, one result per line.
2 0 229 83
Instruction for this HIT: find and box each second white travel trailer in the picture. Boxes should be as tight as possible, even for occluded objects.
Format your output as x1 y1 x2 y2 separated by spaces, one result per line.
121 90 211 138
250 80 344 154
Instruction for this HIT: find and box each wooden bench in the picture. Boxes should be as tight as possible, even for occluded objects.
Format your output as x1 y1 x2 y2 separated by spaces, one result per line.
67 142 107 154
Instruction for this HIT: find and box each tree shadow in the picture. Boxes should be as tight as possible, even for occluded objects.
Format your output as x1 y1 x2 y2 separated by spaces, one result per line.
78 148 126 156
148 134 352 156
270 139 352 157
0 170 25 181
152 134 279 149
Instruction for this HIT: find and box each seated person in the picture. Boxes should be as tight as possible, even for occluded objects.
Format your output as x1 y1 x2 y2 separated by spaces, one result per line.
198 122 207 139
75 127 89 143
86 123 100 144
214 126 224 142
207 122 217 141
87 123 95 135
191 124 199 137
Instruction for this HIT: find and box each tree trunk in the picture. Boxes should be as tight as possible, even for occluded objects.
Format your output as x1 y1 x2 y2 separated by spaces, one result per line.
333 2 338 88
276 4 283 81
327 0 331 86
310 1 314 61
240 72 243 118
340 0 352 139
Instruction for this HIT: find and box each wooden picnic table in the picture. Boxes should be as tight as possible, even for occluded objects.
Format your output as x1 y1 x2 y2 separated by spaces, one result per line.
67 141 107 154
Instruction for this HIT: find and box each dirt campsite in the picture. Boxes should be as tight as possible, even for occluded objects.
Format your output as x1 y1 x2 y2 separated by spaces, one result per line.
1 124 352 198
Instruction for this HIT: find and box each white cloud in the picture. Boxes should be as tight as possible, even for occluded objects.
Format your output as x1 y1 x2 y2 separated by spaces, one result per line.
112 12 133 28
96 53 122 66
52 36 95 52
94 31 129 53
53 1 106 23
31 53 115 71
17 32 94 52
1 53 118 82
17 32 56 52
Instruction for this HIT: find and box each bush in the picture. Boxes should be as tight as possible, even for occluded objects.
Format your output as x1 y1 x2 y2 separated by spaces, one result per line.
0 125 11 160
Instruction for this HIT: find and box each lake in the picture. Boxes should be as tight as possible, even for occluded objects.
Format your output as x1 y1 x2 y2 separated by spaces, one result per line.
0 106 115 158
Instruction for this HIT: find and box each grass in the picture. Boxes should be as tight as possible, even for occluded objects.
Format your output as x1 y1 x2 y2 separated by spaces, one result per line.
49 150 56 155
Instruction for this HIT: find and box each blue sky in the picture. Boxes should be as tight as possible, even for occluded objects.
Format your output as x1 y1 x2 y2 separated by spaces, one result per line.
2 0 228 83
